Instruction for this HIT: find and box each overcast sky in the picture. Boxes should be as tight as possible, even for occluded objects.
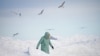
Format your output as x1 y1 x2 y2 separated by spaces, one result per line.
0 0 100 40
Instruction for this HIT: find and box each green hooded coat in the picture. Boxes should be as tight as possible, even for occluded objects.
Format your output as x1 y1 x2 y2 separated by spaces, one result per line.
36 32 53 54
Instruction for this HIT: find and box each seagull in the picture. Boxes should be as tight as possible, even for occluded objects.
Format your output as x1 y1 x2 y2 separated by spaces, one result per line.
13 33 19 37
38 9 44 15
11 11 21 16
58 1 65 8
47 29 55 31
19 12 21 16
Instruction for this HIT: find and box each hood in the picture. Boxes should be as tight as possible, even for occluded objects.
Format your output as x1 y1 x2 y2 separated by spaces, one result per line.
44 32 50 39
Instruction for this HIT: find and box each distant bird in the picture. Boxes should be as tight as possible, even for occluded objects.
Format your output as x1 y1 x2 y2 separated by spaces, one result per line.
58 1 65 8
13 33 19 37
38 9 44 15
11 11 21 16
47 29 55 31
19 12 21 16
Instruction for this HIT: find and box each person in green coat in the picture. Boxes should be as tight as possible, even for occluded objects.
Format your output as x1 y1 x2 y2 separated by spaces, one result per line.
36 32 54 54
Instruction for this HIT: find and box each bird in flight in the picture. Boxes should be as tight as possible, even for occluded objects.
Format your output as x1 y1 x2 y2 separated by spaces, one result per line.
11 11 21 16
13 33 19 37
47 29 55 31
38 9 44 15
58 1 65 8
19 12 21 16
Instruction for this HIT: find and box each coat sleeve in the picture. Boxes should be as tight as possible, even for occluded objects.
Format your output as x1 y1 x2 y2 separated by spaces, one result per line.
49 40 53 48
36 37 43 49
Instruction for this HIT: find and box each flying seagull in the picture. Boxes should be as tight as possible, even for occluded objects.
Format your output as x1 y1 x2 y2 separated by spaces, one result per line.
38 9 44 15
11 11 21 16
13 33 19 37
47 29 55 31
19 12 21 16
58 1 65 8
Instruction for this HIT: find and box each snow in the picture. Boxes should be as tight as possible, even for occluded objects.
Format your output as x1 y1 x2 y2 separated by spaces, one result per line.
0 35 100 56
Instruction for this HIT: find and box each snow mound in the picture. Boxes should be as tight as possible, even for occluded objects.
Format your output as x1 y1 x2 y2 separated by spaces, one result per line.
0 35 100 56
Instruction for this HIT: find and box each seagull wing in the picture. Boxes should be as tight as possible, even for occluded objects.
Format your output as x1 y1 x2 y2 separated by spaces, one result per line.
38 9 44 15
58 1 65 8
13 33 19 37
62 1 65 6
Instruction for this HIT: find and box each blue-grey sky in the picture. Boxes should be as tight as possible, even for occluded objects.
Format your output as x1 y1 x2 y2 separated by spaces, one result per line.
0 0 100 40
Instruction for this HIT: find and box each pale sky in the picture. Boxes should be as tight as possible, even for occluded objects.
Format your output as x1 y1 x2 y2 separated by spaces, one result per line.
0 0 100 40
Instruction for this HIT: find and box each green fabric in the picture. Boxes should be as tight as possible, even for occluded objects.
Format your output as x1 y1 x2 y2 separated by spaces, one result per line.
36 32 53 54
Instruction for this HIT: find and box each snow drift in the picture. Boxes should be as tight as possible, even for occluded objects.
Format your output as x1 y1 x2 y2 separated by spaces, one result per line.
0 35 100 56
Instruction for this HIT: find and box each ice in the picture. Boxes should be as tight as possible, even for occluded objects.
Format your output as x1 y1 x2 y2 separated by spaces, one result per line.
0 35 100 56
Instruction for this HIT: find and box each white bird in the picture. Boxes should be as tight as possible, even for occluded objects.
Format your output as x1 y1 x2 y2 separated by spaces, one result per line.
58 1 65 8
13 33 19 37
38 9 44 15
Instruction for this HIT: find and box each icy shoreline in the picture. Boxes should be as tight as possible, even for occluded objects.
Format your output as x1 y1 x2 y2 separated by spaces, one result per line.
0 35 100 56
